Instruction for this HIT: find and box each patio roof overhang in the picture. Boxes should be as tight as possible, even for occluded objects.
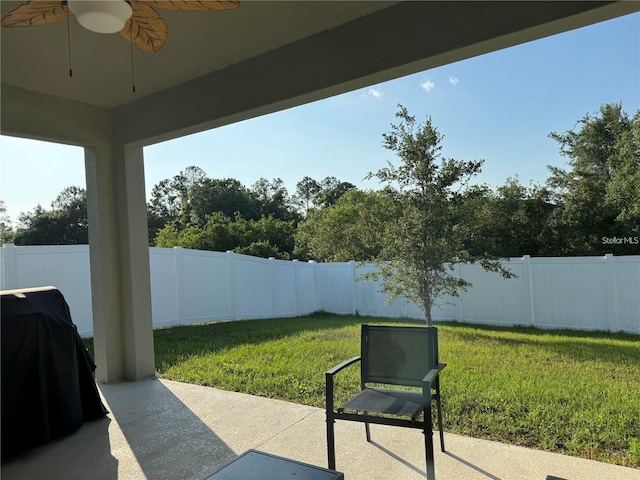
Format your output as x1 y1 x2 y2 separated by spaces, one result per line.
2 1 638 382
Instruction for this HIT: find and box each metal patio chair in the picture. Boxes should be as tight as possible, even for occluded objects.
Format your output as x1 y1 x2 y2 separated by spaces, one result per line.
325 324 445 480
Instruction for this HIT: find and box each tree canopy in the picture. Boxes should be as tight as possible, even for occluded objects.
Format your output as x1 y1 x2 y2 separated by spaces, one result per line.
294 175 357 214
13 186 88 245
294 189 399 262
149 171 303 259
546 103 639 255
147 165 207 239
0 200 15 244
461 179 556 258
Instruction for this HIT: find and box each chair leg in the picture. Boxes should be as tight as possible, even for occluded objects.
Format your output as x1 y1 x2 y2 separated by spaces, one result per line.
326 413 336 470
424 407 436 480
435 380 445 452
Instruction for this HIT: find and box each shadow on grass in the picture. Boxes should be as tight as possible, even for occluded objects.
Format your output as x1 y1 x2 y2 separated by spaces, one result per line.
437 321 640 365
152 313 422 373
83 316 639 370
81 313 357 361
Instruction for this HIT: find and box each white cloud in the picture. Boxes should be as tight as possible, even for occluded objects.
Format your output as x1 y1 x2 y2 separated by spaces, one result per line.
420 79 435 92
368 88 383 99
449 75 459 86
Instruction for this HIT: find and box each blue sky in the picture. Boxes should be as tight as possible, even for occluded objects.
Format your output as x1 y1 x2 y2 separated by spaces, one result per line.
1 11 639 225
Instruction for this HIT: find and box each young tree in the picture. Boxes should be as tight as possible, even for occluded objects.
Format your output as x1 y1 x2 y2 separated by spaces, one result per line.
366 105 513 326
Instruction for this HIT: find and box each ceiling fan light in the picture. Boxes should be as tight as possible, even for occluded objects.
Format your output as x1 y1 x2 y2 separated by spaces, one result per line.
68 0 133 34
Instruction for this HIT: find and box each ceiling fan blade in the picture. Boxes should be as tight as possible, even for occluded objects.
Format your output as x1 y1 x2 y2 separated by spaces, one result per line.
119 1 168 53
139 1 239 12
1 1 68 28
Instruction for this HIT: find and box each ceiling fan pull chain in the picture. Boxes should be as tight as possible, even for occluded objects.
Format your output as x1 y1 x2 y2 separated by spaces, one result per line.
130 27 136 93
66 7 73 78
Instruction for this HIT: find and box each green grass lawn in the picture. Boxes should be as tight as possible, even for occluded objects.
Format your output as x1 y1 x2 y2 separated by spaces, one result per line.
85 314 640 468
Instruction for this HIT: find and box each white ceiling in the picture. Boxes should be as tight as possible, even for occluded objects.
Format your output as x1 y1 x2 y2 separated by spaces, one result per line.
1 1 397 109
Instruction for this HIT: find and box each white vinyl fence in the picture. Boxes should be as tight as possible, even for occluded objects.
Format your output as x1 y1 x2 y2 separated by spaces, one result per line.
1 244 639 337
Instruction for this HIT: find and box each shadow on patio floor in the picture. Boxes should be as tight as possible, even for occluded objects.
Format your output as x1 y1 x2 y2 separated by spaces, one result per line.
2 378 639 480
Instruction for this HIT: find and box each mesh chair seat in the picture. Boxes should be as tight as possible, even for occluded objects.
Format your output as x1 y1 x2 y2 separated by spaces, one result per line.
339 387 424 420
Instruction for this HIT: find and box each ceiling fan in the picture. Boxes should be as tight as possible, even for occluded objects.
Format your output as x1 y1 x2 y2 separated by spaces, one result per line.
1 0 240 53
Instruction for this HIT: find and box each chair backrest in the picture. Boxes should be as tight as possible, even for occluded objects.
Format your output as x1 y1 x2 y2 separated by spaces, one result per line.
361 324 439 388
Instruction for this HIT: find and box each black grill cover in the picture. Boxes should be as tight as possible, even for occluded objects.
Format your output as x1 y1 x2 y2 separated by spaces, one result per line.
1 287 108 460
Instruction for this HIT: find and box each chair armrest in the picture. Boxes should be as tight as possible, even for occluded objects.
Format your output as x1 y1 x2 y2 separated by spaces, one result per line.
421 363 446 406
326 356 361 377
422 363 446 386
326 357 360 413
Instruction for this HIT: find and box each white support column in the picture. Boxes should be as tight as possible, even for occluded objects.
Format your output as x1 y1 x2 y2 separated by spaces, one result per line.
117 145 155 380
85 143 155 383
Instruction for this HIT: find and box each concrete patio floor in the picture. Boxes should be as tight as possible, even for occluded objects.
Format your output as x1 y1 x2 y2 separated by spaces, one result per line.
2 378 638 480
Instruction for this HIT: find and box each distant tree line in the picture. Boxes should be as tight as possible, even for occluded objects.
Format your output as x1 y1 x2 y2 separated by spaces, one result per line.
4 103 638 259
147 170 356 259
2 186 88 246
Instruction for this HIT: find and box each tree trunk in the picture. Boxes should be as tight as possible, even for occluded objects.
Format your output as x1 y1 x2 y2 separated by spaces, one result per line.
424 290 433 327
